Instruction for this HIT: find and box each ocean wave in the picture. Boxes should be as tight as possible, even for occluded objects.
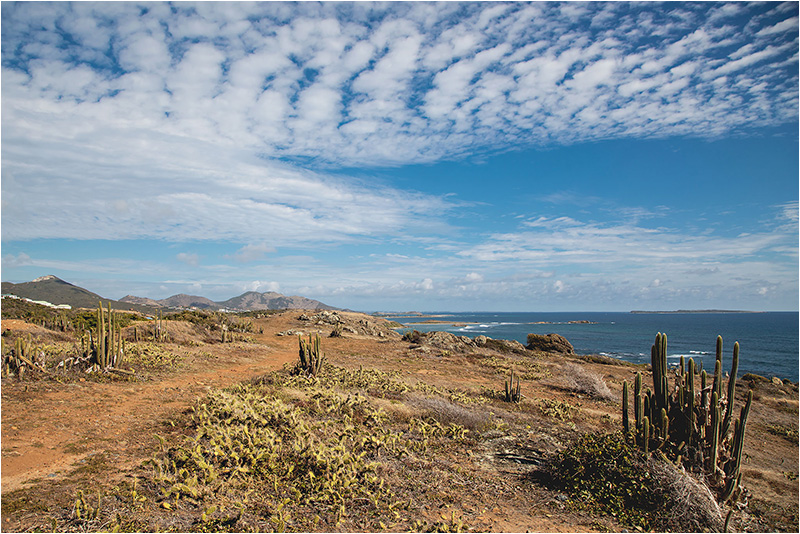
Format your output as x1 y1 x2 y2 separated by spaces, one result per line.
668 353 708 360
599 351 642 359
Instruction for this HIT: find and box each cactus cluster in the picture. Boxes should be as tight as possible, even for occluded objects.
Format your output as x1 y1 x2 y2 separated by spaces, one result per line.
622 333 753 504
504 370 522 403
81 301 125 369
296 334 325 376
3 335 39 377
153 309 167 342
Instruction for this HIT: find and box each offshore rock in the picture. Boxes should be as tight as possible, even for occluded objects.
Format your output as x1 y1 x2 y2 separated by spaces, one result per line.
526 333 574 354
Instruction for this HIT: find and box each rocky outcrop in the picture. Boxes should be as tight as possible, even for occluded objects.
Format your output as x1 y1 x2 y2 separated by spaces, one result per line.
526 333 574 354
403 331 529 355
299 311 401 339
474 335 528 355
299 310 341 325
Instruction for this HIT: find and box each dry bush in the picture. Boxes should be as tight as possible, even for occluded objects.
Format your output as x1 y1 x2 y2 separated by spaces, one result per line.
563 362 615 401
646 455 724 532
408 394 490 431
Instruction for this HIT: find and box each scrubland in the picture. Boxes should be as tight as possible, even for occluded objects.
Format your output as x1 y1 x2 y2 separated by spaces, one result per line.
1 306 797 532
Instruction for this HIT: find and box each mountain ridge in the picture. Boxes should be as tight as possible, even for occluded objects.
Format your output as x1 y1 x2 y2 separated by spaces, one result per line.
4 275 335 312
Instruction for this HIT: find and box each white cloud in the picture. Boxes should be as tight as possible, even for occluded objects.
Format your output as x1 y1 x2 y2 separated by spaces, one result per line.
244 280 281 293
1 2 795 172
2 253 32 268
234 243 275 263
464 272 483 283
176 252 200 266
756 16 798 36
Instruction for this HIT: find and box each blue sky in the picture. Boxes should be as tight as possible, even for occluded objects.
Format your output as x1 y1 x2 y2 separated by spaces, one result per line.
1 1 798 312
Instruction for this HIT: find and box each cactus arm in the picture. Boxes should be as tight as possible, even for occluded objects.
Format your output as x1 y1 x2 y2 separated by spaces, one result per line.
622 380 630 435
721 342 740 439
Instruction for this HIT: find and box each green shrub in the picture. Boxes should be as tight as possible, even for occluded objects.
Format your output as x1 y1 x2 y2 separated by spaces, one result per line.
549 432 659 529
548 431 723 531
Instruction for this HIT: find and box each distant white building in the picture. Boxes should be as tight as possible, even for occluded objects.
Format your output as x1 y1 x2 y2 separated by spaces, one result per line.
1 294 72 310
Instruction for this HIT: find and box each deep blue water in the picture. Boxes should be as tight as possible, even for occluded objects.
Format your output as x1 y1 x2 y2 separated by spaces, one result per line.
394 312 799 382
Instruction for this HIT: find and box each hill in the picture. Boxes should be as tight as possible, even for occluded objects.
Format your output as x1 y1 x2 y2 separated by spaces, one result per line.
118 295 161 308
217 291 334 311
157 293 219 310
3 275 335 313
1 275 150 312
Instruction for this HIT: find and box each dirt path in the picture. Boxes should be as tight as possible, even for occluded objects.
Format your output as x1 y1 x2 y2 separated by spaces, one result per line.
1 328 298 495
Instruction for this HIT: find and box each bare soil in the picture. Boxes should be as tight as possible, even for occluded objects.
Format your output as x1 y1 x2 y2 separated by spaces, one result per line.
1 310 797 532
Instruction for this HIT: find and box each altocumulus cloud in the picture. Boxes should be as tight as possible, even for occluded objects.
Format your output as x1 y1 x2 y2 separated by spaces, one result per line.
1 2 797 247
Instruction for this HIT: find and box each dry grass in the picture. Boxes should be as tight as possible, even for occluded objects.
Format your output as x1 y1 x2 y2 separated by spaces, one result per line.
646 455 724 532
563 362 616 402
407 394 492 431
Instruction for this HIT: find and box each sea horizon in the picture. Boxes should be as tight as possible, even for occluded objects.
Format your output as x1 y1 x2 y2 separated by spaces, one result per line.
389 311 799 383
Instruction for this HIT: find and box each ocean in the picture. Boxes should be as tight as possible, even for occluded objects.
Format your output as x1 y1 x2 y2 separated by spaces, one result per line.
393 312 799 382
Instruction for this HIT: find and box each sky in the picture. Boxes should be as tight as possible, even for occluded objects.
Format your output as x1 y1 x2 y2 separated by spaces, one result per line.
1 1 798 312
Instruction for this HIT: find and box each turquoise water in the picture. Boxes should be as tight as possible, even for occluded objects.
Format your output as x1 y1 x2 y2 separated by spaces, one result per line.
394 312 799 382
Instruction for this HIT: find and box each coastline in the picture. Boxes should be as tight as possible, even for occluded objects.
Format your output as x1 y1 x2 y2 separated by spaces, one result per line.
630 309 765 314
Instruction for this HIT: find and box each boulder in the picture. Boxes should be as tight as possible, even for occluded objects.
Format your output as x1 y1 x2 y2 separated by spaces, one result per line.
424 331 471 352
484 338 528 354
526 333 574 354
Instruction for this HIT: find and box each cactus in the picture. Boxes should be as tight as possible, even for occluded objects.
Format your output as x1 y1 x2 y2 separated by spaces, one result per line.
720 390 752 502
153 309 167 342
710 392 721 474
634 372 643 430
297 334 325 377
504 370 522 403
622 380 630 435
624 332 754 506
87 301 125 369
721 342 739 439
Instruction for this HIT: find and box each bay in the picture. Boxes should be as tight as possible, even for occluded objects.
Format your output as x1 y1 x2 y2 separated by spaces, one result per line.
393 312 799 382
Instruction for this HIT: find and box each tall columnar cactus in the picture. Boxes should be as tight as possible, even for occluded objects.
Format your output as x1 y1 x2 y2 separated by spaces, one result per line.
153 309 167 342
297 334 325 376
622 380 630 434
91 301 124 369
504 370 522 403
622 332 753 506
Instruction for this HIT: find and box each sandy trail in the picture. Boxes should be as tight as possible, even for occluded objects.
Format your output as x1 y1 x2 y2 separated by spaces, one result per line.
1 331 298 494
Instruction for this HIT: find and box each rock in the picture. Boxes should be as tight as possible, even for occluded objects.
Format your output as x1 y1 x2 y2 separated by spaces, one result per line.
277 330 305 336
424 331 467 352
484 338 528 354
772 376 784 386
526 333 574 354
474 335 488 347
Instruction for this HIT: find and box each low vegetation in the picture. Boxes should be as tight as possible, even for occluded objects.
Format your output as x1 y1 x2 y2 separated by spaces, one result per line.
1 310 797 532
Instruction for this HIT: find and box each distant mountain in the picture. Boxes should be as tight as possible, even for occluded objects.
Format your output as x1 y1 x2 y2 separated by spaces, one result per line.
217 291 334 311
119 295 162 308
3 276 335 313
157 294 219 310
1 276 151 312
